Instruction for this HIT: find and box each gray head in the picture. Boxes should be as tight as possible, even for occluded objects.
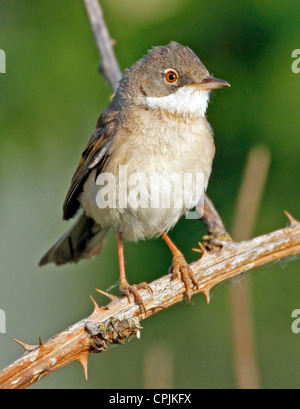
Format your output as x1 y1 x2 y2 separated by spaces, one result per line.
114 42 229 108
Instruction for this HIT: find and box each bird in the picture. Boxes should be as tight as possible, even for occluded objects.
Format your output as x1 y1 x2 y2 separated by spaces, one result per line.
39 42 230 308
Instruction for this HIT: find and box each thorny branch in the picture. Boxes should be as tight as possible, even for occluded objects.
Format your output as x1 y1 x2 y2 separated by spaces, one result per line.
0 216 300 389
0 0 299 389
83 0 122 90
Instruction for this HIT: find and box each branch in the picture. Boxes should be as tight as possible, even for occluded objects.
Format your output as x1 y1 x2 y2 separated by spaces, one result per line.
0 0 298 389
83 0 122 91
0 216 299 389
201 195 232 249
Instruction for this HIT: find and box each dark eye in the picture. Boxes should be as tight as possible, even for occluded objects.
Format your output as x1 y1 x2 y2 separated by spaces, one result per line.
164 69 179 84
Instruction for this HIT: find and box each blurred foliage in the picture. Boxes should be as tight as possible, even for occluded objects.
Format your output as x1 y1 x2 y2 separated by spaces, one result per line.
0 0 299 389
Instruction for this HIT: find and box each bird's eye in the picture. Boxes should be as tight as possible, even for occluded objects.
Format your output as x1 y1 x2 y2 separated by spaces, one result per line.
164 69 179 84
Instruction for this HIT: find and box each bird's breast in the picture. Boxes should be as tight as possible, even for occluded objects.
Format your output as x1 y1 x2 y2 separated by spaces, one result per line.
80 111 215 241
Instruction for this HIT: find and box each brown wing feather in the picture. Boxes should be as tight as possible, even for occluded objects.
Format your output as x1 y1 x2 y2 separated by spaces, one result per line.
63 109 117 220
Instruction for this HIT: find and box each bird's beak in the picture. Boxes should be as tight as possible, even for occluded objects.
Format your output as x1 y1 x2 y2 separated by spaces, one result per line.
191 76 230 90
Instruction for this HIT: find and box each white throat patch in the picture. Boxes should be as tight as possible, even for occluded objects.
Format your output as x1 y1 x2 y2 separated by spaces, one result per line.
144 86 210 118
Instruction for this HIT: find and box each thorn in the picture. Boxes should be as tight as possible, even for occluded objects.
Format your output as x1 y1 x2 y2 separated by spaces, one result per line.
193 242 208 258
146 304 166 313
76 351 89 380
38 337 44 348
198 241 207 254
88 295 108 319
90 295 100 312
284 211 299 227
95 288 119 301
14 338 38 352
35 367 51 382
202 288 211 303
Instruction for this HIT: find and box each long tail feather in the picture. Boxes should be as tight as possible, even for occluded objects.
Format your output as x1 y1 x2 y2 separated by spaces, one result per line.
39 212 110 266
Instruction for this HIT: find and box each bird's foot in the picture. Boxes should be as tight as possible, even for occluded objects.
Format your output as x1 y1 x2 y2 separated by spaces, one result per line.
120 281 152 314
170 254 198 305
202 233 232 251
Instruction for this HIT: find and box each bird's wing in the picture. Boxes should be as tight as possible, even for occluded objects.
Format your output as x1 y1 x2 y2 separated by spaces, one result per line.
62 109 117 220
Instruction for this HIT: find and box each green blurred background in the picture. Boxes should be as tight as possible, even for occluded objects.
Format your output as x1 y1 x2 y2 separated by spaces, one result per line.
0 0 299 389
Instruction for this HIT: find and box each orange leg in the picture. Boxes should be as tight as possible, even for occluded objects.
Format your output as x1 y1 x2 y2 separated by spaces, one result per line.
117 233 150 312
161 232 198 305
117 233 127 288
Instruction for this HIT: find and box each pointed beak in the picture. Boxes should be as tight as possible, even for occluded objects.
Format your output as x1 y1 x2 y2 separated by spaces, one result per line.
191 76 230 90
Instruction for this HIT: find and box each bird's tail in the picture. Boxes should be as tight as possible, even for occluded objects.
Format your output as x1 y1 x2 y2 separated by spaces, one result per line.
39 212 110 266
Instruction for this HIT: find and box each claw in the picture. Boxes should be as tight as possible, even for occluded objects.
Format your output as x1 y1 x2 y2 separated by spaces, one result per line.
170 254 198 305
120 282 151 315
161 232 199 305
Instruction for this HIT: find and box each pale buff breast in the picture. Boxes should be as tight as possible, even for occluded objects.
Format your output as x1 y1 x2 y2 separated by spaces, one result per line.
80 107 215 241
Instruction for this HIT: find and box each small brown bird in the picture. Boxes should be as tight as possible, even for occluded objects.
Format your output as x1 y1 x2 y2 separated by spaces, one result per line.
39 42 230 307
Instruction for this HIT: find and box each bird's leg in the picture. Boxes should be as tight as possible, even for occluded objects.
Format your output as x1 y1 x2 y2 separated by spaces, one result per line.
161 232 198 305
117 233 150 313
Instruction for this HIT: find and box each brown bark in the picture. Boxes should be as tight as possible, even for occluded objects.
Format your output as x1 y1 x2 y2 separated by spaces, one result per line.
0 216 299 388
